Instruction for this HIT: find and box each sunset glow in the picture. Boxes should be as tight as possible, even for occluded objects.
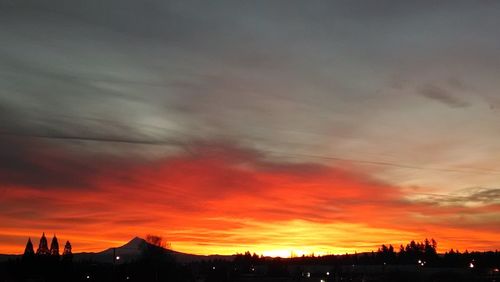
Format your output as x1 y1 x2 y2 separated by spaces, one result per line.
1 140 499 255
1 1 500 257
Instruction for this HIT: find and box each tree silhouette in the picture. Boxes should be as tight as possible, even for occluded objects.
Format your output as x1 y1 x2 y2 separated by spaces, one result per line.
22 237 35 261
36 233 50 256
140 235 175 281
399 244 405 255
62 241 73 262
424 238 438 262
146 234 171 249
377 244 396 263
50 235 60 258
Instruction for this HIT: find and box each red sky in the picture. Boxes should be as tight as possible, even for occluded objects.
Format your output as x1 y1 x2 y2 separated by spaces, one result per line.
1 138 499 255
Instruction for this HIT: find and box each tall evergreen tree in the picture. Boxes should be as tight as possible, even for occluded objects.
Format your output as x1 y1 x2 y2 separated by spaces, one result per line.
36 233 50 256
50 235 60 258
399 244 405 255
22 238 35 259
424 238 437 258
62 241 73 262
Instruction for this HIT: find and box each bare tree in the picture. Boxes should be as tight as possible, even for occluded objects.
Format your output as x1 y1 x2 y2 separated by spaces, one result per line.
146 234 171 249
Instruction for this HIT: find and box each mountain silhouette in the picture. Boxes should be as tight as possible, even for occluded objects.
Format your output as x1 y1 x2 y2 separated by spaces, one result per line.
120 236 145 248
72 237 233 263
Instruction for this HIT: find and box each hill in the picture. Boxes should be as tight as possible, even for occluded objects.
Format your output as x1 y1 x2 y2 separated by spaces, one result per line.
74 237 233 263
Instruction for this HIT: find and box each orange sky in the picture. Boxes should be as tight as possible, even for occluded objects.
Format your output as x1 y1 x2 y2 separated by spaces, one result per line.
1 140 499 255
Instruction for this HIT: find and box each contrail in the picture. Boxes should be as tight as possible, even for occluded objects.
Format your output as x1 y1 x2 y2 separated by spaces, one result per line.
0 131 183 146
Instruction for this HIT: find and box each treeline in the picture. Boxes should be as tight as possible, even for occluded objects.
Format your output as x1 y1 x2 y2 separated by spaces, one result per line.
232 239 500 269
193 239 500 282
22 233 73 263
0 233 76 281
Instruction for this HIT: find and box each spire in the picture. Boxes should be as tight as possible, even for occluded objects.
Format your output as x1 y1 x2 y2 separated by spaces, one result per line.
36 233 50 256
50 234 60 257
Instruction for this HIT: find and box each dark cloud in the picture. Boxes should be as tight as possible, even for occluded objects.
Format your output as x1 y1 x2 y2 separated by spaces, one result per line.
463 188 500 204
0 132 324 192
413 188 500 207
0 136 100 189
0 115 183 190
446 77 469 91
417 84 469 108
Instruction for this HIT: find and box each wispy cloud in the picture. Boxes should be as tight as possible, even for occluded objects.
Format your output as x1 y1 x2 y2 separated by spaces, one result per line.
411 187 500 207
417 83 469 108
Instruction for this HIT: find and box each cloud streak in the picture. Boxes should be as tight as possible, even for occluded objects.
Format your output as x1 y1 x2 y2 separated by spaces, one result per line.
417 84 469 108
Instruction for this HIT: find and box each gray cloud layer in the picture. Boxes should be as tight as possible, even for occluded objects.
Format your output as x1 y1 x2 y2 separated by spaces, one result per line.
1 0 500 191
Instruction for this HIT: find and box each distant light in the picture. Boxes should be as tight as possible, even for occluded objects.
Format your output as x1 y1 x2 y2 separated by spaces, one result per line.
251 267 255 272
326 271 330 276
470 262 474 268
126 276 130 280
212 266 216 270
418 260 422 264
493 268 499 272
116 256 120 260
86 275 90 279
306 272 311 278
421 263 424 266
320 280 326 282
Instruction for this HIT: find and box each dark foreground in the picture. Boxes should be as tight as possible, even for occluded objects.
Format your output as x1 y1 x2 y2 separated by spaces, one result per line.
1 258 499 282
2 239 499 282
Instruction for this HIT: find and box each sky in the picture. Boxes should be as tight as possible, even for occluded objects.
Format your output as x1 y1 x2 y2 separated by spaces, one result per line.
1 0 500 256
